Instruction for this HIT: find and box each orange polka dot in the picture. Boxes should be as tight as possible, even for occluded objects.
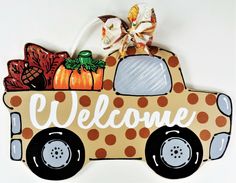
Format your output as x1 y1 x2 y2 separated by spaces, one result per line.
138 97 148 108
55 91 65 102
126 47 136 55
187 93 199 105
168 56 179 67
216 116 227 127
87 129 99 141
103 79 113 90
205 94 216 105
105 134 116 145
200 130 211 141
125 146 136 157
79 95 91 107
106 56 116 67
197 112 209 124
173 82 184 93
95 148 107 158
10 96 22 107
125 128 137 140
113 97 124 108
139 127 150 138
22 128 33 139
157 96 168 107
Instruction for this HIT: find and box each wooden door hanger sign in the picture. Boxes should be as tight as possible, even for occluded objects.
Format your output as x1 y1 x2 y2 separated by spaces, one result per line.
3 3 232 181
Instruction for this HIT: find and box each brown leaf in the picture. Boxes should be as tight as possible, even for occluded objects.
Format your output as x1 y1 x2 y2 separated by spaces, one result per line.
7 60 27 80
24 43 70 89
4 77 29 91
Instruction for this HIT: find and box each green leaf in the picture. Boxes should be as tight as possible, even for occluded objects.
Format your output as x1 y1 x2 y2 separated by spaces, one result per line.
96 60 106 68
64 58 81 70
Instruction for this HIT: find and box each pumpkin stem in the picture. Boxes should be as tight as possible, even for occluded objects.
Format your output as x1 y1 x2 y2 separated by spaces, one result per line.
64 50 106 73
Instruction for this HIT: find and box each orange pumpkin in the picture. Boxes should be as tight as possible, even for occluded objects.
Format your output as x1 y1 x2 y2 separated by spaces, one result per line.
53 51 105 90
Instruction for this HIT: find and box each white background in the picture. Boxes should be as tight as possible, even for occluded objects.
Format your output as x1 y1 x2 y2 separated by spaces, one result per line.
0 0 235 182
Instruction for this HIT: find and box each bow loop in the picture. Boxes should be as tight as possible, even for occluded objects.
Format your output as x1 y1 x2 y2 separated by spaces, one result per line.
100 3 156 57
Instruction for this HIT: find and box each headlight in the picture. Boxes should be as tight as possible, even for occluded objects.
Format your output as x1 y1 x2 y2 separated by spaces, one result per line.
217 94 232 116
10 139 22 161
10 112 22 136
210 133 230 160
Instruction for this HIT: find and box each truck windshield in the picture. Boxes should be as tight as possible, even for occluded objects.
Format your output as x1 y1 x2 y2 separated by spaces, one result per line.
114 55 172 95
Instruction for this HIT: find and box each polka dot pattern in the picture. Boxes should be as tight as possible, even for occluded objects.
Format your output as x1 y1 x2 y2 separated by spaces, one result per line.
173 82 184 93
168 56 179 67
139 127 150 138
149 46 158 55
138 97 148 108
197 112 209 124
187 93 198 105
125 128 137 140
126 47 136 55
103 79 113 90
125 146 136 157
87 129 99 141
105 134 116 145
95 148 107 158
22 128 33 139
79 95 91 107
200 130 211 141
205 94 216 105
55 91 65 102
157 96 168 107
10 96 22 107
106 56 116 67
113 97 124 108
216 116 227 127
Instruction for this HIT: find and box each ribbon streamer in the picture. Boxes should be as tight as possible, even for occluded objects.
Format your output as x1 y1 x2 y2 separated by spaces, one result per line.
100 3 156 57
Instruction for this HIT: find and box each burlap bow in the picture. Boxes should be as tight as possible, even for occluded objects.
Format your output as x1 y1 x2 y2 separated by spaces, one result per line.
100 3 157 57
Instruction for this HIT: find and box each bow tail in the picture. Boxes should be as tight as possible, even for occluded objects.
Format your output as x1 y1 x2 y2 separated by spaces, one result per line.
118 34 130 58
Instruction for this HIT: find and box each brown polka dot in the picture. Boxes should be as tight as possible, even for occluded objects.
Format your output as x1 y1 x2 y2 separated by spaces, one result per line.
22 128 33 139
95 148 107 158
126 47 136 55
125 146 136 157
125 128 137 140
187 93 199 105
10 96 22 107
105 134 116 145
87 129 99 140
139 127 150 138
173 82 184 93
113 97 124 108
200 130 211 141
79 95 91 107
138 97 148 108
168 56 179 67
216 116 227 127
197 112 209 124
157 96 168 107
103 79 113 90
106 56 116 67
149 46 158 55
55 91 65 102
205 94 216 105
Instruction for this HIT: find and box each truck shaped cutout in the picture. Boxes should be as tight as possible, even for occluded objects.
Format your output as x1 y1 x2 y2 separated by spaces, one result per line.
3 44 232 180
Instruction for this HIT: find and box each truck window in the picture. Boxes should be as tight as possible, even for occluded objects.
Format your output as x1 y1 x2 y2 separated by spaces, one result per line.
114 55 172 95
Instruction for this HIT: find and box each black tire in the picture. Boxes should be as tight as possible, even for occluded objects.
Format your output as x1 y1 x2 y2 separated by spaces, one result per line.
26 127 85 180
145 126 203 179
